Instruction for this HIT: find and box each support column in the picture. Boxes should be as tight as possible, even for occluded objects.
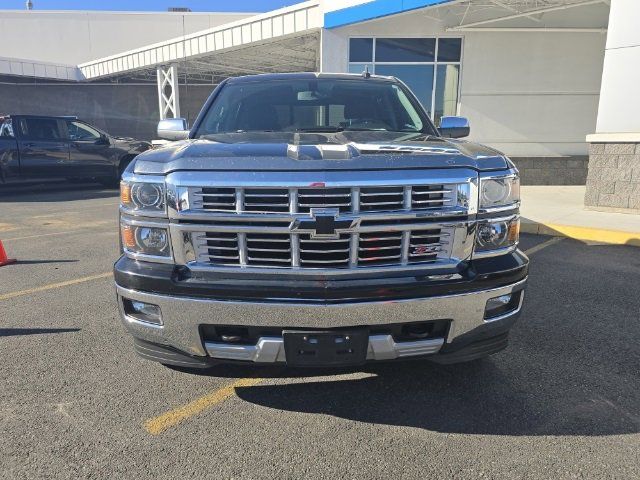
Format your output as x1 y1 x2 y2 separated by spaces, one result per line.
586 0 640 213
157 64 181 120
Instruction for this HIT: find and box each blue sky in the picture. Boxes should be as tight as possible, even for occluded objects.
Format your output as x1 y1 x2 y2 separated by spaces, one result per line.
2 0 299 12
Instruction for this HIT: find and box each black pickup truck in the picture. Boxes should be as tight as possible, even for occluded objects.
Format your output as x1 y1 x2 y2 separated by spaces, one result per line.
115 73 528 370
0 115 151 187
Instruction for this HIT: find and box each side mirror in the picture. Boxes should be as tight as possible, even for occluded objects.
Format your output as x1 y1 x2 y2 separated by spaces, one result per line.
97 134 109 145
438 116 470 139
157 118 189 141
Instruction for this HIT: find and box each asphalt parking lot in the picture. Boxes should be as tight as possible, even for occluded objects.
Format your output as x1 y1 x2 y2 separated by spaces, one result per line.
1 183 639 479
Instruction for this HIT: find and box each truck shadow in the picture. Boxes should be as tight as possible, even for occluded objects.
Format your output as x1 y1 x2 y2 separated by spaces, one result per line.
226 239 639 437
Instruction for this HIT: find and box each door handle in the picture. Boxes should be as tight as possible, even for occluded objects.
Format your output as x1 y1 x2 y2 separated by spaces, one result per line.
24 142 36 147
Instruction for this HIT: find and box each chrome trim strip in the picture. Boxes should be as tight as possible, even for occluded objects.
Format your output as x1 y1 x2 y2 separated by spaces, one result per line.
367 335 444 360
203 335 445 363
166 169 477 189
168 206 471 223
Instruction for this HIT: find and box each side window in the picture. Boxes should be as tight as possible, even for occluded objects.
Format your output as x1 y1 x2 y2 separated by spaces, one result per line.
0 119 14 138
20 118 64 141
68 121 100 141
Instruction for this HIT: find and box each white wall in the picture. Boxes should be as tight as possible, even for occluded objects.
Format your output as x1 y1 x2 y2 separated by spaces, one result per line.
595 0 640 134
320 11 607 157
0 11 254 65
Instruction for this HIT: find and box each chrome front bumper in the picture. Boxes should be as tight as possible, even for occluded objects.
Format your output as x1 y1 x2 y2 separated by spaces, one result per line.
116 278 526 360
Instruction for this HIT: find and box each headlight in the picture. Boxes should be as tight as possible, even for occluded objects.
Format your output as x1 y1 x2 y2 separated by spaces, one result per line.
121 181 165 213
121 223 171 257
479 176 520 209
475 217 520 253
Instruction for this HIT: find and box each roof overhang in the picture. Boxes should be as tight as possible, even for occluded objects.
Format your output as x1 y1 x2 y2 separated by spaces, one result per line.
0 56 84 81
78 1 321 83
325 0 610 32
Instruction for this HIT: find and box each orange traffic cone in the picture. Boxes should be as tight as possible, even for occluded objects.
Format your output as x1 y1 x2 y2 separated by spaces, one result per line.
0 240 16 267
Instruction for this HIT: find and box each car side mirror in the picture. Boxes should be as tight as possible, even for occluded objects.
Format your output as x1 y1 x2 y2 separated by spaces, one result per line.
157 118 189 141
97 134 109 145
438 116 470 139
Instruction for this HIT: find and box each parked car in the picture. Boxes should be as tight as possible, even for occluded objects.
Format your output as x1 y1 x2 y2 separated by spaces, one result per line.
0 115 151 187
115 72 527 369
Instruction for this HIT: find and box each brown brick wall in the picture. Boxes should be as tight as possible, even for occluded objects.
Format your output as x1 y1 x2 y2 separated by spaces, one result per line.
585 143 640 212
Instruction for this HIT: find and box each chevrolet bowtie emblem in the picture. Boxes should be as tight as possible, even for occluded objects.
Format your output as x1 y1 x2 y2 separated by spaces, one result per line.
290 210 360 239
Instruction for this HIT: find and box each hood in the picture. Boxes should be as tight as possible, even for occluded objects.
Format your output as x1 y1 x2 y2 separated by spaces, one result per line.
133 131 510 175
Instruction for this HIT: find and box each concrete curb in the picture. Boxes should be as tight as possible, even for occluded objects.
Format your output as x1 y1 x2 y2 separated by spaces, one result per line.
521 222 640 247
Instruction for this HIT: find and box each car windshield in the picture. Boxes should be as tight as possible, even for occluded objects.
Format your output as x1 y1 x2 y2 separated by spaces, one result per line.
194 78 436 138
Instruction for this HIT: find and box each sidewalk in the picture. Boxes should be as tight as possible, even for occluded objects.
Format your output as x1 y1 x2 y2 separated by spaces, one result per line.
520 186 640 246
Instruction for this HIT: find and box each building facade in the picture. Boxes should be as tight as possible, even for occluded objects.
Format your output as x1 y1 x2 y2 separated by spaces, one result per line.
1 0 638 211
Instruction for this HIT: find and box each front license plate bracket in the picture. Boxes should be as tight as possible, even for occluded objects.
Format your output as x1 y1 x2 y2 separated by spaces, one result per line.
282 329 369 367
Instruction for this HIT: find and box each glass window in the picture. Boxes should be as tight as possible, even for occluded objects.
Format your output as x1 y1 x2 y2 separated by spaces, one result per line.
375 65 434 116
434 65 460 124
19 118 63 140
195 78 430 136
347 37 462 122
68 121 101 141
349 38 373 62
438 38 462 62
375 38 436 62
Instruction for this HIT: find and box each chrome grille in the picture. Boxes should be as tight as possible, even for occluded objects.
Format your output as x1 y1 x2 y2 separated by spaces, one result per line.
243 189 289 213
193 228 455 269
298 188 352 213
193 187 236 212
190 184 458 214
411 185 452 209
198 232 239 264
173 170 476 272
300 233 351 267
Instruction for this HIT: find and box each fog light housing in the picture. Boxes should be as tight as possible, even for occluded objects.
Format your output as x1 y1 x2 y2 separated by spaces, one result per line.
484 291 522 320
123 298 162 325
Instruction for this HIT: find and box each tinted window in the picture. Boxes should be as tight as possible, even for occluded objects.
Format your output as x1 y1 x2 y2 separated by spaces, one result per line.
68 121 101 141
20 118 63 140
375 38 436 62
195 79 433 136
438 38 462 62
349 38 373 62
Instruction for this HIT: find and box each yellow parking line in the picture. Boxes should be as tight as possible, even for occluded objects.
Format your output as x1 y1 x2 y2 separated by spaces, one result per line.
144 378 264 435
523 236 564 256
0 272 112 301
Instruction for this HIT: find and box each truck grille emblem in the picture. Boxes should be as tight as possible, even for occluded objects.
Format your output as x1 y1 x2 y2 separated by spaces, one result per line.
290 210 360 239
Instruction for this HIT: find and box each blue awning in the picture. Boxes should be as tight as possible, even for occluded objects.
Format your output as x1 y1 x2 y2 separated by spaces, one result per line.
324 0 456 29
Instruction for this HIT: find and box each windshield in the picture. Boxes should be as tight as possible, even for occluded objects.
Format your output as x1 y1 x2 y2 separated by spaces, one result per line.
194 78 437 138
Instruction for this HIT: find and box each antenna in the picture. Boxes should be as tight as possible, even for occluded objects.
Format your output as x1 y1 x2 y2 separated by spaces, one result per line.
362 65 371 79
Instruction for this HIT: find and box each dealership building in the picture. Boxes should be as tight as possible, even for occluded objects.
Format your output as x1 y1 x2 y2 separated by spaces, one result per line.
1 0 639 212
